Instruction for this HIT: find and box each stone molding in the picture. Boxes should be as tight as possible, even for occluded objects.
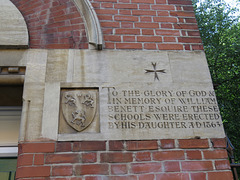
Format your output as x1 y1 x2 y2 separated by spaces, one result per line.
0 66 25 85
73 0 103 50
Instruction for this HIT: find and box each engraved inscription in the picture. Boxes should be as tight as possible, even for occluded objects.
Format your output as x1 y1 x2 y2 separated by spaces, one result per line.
105 88 222 130
61 90 98 132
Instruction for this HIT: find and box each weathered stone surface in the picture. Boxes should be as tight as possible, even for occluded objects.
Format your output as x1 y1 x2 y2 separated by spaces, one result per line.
169 52 211 83
68 50 171 83
62 50 224 140
25 50 48 83
0 50 28 66
20 82 45 141
0 0 28 48
45 50 68 82
13 49 225 141
41 82 61 140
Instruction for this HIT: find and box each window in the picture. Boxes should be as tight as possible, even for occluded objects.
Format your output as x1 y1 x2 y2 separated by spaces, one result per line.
0 85 23 179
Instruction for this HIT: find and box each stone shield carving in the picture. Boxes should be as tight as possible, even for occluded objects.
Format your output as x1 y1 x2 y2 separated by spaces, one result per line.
61 90 97 132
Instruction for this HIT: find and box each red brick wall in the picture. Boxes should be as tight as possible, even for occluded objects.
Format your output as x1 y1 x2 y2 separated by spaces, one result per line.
16 139 233 179
10 0 88 49
91 0 203 50
10 0 203 50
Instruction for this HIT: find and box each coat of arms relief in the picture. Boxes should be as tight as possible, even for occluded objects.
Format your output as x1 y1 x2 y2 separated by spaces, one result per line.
60 89 99 133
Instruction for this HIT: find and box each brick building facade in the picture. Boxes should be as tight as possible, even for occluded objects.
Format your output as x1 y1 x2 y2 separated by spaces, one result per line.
0 0 233 179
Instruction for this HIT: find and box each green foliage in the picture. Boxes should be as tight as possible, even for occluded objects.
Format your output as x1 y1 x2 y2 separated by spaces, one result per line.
193 0 240 162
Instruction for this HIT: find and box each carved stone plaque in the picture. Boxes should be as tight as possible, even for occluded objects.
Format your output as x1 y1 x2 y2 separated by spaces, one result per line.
54 50 225 140
59 88 99 134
